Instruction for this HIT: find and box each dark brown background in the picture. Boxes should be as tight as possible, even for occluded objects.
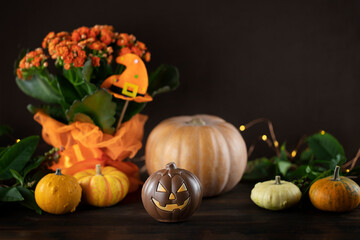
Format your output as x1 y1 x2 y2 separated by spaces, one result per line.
0 0 359 159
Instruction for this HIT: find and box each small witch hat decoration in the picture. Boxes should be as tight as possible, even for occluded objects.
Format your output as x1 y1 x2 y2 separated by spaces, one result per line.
101 53 152 130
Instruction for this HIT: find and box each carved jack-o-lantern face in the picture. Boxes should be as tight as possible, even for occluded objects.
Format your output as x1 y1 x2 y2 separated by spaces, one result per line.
142 162 203 222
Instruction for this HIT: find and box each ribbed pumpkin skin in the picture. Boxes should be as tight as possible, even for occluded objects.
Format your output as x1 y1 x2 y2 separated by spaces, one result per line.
309 176 360 212
35 171 82 214
74 166 129 207
145 115 247 197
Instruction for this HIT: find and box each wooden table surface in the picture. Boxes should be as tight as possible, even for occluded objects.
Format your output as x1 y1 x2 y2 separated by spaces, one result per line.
1 183 359 240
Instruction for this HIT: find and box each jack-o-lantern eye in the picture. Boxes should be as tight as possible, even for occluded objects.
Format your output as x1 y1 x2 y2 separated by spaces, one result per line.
177 183 187 193
157 182 167 192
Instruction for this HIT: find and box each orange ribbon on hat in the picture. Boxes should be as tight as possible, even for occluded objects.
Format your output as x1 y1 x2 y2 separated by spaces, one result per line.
34 111 147 192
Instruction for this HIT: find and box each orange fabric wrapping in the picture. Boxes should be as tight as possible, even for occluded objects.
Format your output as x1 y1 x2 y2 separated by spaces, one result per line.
34 112 147 192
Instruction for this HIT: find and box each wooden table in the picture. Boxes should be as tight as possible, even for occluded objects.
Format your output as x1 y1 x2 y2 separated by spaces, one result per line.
1 183 359 240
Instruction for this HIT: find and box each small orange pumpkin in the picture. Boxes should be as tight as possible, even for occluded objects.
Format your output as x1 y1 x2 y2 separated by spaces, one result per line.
35 168 82 214
309 166 360 212
74 164 130 207
145 115 247 197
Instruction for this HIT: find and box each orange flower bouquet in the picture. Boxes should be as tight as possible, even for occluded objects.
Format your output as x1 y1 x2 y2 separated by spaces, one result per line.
15 25 179 192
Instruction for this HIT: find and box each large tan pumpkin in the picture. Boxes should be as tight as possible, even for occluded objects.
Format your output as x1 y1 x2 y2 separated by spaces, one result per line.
145 115 247 197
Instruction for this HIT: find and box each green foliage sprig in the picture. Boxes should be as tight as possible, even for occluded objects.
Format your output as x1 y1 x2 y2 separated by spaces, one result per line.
0 126 58 214
243 126 358 195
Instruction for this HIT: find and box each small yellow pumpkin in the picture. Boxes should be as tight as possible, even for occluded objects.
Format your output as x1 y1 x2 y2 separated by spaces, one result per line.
35 168 82 214
74 164 130 207
251 176 302 210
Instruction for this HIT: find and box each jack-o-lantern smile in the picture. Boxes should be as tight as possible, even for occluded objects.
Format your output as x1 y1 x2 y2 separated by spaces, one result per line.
152 197 190 212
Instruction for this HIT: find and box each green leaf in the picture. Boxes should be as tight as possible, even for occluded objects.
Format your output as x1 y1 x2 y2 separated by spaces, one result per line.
82 59 93 82
148 64 180 96
0 136 39 180
0 125 13 137
276 159 292 176
305 165 322 180
56 75 81 108
279 143 288 162
287 165 308 180
242 158 276 181
307 132 346 160
0 147 8 159
303 169 332 195
122 101 147 122
92 59 114 88
63 67 85 86
16 72 62 104
22 156 46 179
17 186 42 214
10 169 24 186
66 89 116 134
0 187 24 202
27 104 67 123
121 64 180 122
63 66 97 97
299 148 313 164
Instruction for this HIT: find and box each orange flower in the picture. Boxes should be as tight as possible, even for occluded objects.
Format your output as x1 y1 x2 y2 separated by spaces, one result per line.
91 56 100 67
119 47 131 57
72 26 91 42
144 52 151 62
107 55 113 64
130 46 142 57
17 48 48 79
100 28 114 45
128 34 136 43
90 25 115 45
117 33 129 46
64 63 71 70
73 56 85 68
16 68 23 79
136 41 147 51
42 32 55 48
89 41 107 51
107 46 113 55
78 38 95 48
54 41 87 69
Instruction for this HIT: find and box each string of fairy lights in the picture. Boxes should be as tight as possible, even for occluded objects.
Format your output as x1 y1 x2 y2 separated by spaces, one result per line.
239 118 360 173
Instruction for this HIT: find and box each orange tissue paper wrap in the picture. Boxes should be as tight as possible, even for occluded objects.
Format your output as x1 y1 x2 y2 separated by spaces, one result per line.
34 111 147 193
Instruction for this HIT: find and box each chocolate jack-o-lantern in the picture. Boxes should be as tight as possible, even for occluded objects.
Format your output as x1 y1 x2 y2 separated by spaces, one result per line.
141 162 203 222
101 53 152 103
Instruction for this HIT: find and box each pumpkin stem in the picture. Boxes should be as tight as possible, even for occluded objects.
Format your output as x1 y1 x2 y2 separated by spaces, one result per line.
186 117 206 126
96 164 103 176
275 175 281 185
332 166 341 181
166 162 177 170
55 168 62 175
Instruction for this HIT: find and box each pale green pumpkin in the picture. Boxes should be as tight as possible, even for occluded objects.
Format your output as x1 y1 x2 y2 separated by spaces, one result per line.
251 176 301 210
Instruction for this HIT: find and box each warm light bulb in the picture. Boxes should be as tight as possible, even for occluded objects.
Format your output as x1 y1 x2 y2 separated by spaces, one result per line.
239 125 246 131
274 141 279 147
16 139 21 143
346 169 350 173
291 150 297 158
261 135 268 141
320 130 325 135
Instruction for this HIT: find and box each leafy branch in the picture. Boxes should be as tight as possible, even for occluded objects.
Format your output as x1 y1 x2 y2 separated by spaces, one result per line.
241 119 359 196
0 131 59 214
